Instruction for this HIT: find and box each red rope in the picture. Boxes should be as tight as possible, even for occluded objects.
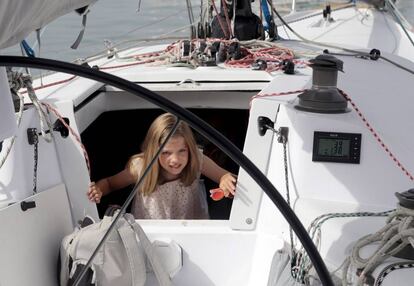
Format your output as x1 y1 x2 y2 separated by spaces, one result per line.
221 0 233 38
99 59 156 70
211 0 229 39
21 75 77 94
250 88 414 182
339 89 414 181
132 51 162 59
250 89 305 109
22 39 295 93
225 45 295 71
42 102 91 177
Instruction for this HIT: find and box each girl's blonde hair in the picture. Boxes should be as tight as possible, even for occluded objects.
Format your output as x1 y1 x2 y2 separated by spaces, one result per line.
128 113 200 195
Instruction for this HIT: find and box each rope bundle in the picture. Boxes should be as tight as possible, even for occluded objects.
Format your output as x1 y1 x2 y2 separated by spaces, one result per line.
291 210 393 284
100 38 297 72
342 205 414 285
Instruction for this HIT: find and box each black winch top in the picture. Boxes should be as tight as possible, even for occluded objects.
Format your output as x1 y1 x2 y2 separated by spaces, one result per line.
396 189 414 209
295 54 348 114
309 54 343 72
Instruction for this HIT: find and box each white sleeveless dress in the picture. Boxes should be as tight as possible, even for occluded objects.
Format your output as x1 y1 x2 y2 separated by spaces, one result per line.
131 154 209 219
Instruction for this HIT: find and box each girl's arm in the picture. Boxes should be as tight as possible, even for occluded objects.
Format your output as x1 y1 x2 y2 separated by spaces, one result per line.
201 154 237 196
87 167 136 203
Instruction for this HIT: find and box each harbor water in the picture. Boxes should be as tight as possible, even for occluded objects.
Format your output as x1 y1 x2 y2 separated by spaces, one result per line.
1 0 414 62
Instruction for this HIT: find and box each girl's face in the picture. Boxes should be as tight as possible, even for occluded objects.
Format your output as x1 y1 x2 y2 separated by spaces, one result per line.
159 136 189 180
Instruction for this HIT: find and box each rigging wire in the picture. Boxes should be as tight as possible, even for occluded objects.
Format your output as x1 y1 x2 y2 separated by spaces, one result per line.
221 0 233 38
186 0 196 37
200 0 212 28
269 0 414 76
26 4 200 70
270 0 362 52
385 0 414 47
116 9 186 39
211 0 229 38
273 2 355 27
79 20 201 64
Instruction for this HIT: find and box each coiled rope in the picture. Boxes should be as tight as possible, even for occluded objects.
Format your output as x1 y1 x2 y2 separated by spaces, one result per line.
342 205 414 285
250 87 414 284
292 209 393 284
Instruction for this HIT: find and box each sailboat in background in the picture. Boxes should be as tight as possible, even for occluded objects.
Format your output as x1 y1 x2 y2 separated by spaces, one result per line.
1 0 414 285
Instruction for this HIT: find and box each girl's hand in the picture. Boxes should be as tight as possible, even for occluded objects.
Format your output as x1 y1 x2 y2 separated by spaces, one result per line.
219 172 237 197
87 182 102 203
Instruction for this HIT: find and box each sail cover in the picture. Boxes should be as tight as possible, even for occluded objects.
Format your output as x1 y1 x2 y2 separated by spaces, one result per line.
0 0 96 140
0 0 97 49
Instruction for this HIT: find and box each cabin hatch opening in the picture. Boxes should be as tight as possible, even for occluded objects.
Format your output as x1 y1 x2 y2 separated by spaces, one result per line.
81 108 249 220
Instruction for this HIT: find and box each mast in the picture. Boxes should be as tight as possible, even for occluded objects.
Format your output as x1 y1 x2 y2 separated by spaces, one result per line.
207 0 278 40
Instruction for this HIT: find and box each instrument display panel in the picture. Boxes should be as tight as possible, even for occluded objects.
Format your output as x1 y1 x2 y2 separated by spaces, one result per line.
312 131 361 164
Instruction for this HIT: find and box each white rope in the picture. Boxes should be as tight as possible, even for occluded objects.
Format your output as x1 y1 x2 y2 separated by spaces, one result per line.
291 209 393 284
110 20 201 62
72 3 202 64
200 0 210 25
25 78 53 143
1 70 54 169
86 37 299 73
342 205 414 286
7 70 53 143
0 92 24 169
186 0 196 31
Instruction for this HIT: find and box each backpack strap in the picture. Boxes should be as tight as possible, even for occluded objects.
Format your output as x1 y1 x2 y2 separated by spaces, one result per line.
104 205 121 217
117 223 147 286
106 206 148 285
124 214 172 286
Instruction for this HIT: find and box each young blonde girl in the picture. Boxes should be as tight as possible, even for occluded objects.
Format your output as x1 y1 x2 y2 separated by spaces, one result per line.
87 113 237 219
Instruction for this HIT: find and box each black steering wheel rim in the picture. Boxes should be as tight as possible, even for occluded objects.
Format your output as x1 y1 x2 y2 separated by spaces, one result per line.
0 55 333 286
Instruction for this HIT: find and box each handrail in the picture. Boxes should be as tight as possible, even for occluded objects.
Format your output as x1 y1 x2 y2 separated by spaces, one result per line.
0 55 334 286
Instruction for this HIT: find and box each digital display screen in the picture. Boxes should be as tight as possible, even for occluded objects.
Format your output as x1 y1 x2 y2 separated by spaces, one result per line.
313 132 361 164
317 138 350 157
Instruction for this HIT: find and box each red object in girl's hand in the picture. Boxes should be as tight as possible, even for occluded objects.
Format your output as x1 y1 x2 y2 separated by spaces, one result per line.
210 188 225 201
